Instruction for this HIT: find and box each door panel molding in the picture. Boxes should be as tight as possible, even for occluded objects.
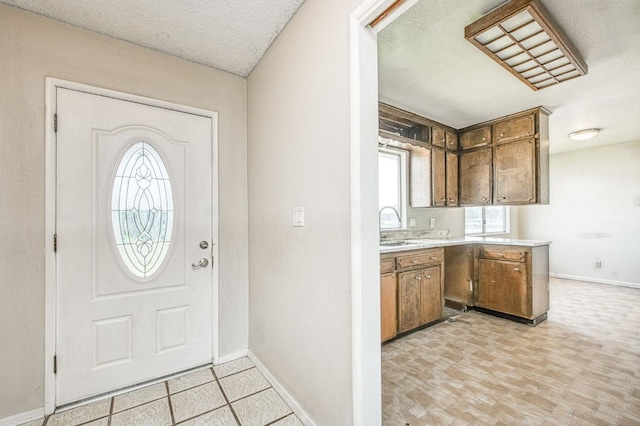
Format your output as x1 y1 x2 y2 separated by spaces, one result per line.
44 78 219 414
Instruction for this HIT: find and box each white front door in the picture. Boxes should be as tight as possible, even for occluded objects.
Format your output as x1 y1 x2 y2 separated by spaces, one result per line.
55 88 215 405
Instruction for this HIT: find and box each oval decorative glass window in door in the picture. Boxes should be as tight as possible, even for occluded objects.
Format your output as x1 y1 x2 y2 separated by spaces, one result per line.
111 141 174 279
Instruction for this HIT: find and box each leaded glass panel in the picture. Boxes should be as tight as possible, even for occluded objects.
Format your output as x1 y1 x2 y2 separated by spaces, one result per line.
111 141 174 278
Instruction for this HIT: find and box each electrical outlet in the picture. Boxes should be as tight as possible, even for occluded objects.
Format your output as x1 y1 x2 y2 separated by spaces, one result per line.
430 218 436 228
594 260 602 269
409 218 416 227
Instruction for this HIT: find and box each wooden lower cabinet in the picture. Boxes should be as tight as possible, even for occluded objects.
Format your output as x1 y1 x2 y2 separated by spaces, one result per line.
474 244 549 321
421 266 442 324
380 272 397 341
398 265 442 333
476 258 527 317
398 270 423 332
444 245 474 309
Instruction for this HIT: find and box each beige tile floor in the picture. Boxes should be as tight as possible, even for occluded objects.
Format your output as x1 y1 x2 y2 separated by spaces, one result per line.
22 357 304 426
382 278 640 425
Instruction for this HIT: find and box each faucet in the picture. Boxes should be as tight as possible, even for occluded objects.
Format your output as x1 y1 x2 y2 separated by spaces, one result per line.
379 206 402 230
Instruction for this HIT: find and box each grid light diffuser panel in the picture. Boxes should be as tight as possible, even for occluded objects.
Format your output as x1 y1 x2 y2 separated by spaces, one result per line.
465 0 587 91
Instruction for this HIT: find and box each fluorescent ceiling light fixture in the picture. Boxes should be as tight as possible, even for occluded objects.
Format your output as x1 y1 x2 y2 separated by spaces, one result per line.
568 128 600 141
465 0 587 91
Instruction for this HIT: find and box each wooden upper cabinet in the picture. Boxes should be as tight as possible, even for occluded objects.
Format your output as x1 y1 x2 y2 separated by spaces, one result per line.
460 126 491 150
494 139 536 204
446 151 458 206
409 146 432 208
445 130 458 150
494 113 535 143
432 148 446 207
459 148 492 206
432 126 446 147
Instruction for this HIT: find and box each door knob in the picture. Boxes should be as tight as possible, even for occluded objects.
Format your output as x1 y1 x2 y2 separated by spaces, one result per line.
192 258 209 269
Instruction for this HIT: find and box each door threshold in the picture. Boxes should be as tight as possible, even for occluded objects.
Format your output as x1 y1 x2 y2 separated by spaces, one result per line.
55 362 212 413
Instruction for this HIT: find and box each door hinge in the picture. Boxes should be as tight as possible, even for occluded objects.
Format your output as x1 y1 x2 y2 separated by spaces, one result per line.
54 234 58 252
53 355 57 374
54 113 58 133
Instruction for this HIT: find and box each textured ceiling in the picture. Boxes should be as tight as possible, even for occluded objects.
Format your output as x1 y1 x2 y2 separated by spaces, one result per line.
378 0 640 154
1 0 304 77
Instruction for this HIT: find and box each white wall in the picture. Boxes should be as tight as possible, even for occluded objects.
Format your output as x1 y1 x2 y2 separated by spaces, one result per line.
247 0 370 423
518 141 640 286
0 6 248 419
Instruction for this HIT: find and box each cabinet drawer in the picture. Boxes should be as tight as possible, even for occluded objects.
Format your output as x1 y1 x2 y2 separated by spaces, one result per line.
460 126 490 150
494 114 535 143
480 247 526 262
380 257 396 274
396 249 443 269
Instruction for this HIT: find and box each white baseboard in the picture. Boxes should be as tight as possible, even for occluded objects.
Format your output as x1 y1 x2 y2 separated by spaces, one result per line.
0 407 44 426
248 350 315 426
216 349 248 365
550 273 640 289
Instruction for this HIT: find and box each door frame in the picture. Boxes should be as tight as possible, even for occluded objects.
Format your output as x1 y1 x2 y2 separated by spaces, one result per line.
44 78 220 414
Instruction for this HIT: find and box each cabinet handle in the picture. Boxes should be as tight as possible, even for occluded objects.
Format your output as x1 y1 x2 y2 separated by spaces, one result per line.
482 137 487 141
431 256 438 260
416 275 422 280
425 274 432 279
514 268 520 272
481 197 487 202
412 260 418 264
441 198 447 203
499 254 504 257
500 132 505 137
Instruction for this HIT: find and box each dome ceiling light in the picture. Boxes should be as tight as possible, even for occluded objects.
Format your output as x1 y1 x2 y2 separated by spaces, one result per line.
568 128 600 141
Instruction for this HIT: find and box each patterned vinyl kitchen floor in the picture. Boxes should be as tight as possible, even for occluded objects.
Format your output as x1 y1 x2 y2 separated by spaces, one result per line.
382 277 640 425
21 358 303 426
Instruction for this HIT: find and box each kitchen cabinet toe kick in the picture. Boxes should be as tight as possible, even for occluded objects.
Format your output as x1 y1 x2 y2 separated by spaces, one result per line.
472 307 548 326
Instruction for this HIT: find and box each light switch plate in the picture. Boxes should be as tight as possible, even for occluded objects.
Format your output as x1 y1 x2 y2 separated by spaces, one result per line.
293 206 304 227
409 218 416 227
430 218 436 228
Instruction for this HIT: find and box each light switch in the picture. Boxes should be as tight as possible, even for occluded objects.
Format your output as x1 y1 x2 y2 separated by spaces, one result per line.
293 206 304 227
430 218 436 228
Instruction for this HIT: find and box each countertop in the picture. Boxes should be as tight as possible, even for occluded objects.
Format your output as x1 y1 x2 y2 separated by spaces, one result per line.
380 236 551 254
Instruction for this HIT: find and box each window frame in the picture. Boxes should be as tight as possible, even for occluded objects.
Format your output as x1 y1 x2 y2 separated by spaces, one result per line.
378 145 408 230
465 206 510 236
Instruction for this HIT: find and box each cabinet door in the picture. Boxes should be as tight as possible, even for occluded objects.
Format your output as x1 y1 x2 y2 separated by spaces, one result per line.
444 245 474 306
432 126 446 147
432 148 446 206
494 114 535 143
421 266 442 324
477 259 527 317
459 148 492 205
446 151 458 206
398 271 422 333
495 139 536 204
460 127 491 150
410 145 432 208
380 273 397 342
445 130 458 150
